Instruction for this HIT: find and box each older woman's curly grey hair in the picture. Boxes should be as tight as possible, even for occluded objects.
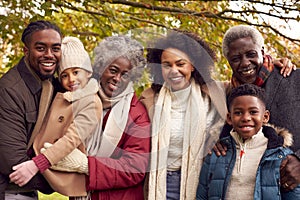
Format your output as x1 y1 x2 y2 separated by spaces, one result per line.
222 25 264 59
93 35 146 82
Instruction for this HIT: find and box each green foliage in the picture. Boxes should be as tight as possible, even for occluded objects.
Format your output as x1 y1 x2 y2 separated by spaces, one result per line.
134 68 152 97
1 0 299 79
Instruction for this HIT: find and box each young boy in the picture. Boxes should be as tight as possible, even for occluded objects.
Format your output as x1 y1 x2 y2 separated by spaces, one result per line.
9 36 102 196
196 83 300 199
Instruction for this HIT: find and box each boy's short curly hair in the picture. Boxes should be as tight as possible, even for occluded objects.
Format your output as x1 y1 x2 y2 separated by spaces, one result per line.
222 25 264 59
227 83 266 110
147 30 216 93
93 35 146 82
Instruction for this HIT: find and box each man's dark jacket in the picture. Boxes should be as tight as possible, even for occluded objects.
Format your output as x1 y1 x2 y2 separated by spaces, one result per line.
0 58 53 199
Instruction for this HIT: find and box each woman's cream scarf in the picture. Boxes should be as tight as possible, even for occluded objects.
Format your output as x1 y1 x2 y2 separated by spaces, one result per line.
148 80 212 200
86 82 134 157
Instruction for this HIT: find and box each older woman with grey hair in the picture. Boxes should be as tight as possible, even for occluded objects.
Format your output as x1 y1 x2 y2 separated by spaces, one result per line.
47 35 151 200
93 35 145 84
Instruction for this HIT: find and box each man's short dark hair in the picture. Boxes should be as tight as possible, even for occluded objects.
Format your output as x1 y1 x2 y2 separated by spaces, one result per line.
21 20 62 47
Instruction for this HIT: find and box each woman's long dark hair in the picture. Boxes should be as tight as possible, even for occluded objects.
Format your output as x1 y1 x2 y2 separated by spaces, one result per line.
147 30 217 93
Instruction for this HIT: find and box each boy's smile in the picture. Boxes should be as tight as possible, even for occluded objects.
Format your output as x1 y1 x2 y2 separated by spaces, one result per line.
227 95 269 141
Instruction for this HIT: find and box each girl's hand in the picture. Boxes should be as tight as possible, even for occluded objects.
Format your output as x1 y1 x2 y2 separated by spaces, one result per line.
9 160 39 187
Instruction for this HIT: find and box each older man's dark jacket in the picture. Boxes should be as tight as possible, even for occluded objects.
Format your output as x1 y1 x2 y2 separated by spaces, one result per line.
264 67 300 153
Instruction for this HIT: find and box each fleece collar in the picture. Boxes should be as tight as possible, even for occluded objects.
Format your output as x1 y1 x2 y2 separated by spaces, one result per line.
220 124 293 149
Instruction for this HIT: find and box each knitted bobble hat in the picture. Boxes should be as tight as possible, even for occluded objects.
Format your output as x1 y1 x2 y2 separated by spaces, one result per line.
59 36 92 75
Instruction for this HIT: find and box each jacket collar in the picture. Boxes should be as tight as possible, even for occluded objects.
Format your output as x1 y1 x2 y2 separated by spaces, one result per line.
17 57 42 95
220 124 293 149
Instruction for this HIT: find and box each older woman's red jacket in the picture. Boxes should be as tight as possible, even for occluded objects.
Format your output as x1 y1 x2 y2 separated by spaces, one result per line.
86 94 151 200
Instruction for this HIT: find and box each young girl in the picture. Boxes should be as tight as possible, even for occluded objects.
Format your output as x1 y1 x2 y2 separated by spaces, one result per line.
9 36 102 196
196 84 300 199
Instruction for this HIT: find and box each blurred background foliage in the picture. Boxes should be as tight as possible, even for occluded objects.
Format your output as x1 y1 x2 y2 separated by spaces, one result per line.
0 0 299 93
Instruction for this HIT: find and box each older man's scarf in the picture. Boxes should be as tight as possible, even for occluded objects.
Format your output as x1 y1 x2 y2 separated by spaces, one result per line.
231 55 274 88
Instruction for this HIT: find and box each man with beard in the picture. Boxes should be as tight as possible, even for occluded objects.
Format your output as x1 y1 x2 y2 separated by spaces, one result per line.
0 20 62 199
221 24 300 192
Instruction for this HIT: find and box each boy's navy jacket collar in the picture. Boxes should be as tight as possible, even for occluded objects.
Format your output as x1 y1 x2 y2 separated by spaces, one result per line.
220 123 284 149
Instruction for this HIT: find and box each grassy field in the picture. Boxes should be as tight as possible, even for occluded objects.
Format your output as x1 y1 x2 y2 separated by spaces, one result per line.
39 192 68 200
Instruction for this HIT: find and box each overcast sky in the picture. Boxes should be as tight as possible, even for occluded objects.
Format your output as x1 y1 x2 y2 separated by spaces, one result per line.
230 1 300 39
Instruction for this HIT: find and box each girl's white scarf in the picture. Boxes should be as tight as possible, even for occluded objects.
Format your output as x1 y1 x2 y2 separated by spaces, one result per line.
86 82 134 157
148 80 209 200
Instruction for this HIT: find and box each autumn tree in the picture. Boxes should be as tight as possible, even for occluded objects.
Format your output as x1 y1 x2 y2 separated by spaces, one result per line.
1 0 299 81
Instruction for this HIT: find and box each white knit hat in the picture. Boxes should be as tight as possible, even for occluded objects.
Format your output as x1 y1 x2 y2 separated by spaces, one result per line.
59 36 92 75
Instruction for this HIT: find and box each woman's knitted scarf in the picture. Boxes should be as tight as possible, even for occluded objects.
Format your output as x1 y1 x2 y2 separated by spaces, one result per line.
86 82 134 157
148 79 208 200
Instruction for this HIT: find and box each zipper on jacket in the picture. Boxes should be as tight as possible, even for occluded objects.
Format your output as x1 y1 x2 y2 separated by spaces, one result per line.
221 139 236 199
237 143 246 173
